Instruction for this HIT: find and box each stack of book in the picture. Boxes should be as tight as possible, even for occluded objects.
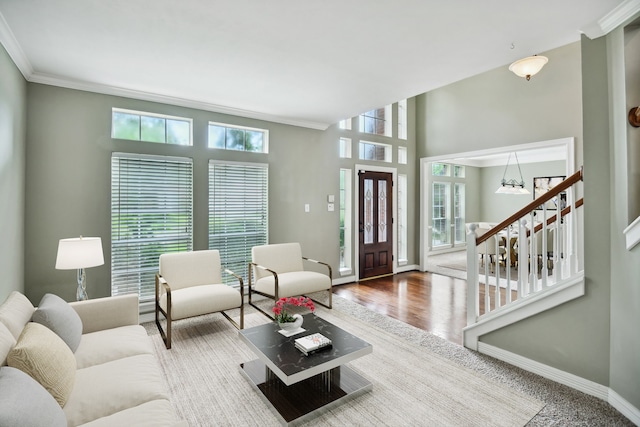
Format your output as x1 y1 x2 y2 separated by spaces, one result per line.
294 333 332 356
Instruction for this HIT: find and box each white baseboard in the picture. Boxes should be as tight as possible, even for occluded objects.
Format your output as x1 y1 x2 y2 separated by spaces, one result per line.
609 389 640 425
478 342 640 424
140 311 154 323
397 264 420 273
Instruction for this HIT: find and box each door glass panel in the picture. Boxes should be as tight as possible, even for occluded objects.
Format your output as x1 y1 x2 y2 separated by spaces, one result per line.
432 182 451 247
364 179 373 244
454 183 466 244
378 180 387 243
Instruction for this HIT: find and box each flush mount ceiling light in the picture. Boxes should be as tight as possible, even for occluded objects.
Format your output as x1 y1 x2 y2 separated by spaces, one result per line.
509 55 548 81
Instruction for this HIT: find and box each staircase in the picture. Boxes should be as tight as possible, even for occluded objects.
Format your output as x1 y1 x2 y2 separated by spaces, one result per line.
463 168 584 350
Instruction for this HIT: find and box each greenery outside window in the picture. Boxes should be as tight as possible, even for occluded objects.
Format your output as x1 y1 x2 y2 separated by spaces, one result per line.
432 162 450 177
111 108 192 145
111 153 193 304
209 160 268 285
432 182 451 247
208 122 268 153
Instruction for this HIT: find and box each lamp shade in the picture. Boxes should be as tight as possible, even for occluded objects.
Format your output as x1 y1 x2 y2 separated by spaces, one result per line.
55 237 104 270
509 55 548 80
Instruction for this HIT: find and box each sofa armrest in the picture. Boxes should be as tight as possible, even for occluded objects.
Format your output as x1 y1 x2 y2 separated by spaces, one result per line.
70 294 139 334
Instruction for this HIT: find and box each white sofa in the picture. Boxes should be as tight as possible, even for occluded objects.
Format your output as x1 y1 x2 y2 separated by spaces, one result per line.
0 291 185 427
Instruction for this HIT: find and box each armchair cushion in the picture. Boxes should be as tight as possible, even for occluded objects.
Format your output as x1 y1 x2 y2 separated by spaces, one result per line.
252 243 304 280
254 271 331 298
160 284 242 320
159 250 223 291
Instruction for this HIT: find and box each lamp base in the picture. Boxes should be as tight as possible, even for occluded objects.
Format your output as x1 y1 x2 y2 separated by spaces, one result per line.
76 268 88 301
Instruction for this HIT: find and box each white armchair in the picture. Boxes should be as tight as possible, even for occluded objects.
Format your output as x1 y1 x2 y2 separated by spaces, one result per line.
155 250 244 349
248 242 332 318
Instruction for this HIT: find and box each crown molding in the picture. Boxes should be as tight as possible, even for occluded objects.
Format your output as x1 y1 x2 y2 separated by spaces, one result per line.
0 11 33 78
581 0 640 39
28 72 330 131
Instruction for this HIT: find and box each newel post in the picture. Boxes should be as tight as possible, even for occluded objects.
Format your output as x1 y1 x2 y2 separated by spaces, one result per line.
466 223 479 326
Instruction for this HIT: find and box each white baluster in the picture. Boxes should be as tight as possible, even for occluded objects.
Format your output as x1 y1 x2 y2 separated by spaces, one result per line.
568 186 579 275
555 212 563 280
541 206 548 287
529 212 537 291
505 225 512 304
466 224 479 325
518 219 529 297
495 234 501 309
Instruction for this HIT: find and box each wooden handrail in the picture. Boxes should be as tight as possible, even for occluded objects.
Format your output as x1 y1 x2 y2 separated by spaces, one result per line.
476 167 583 245
526 198 584 237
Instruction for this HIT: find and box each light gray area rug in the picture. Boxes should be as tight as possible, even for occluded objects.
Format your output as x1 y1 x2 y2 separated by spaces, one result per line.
146 301 544 426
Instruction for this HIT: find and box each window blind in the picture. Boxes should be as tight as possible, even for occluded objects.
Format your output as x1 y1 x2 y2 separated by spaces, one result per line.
209 160 268 285
111 153 193 302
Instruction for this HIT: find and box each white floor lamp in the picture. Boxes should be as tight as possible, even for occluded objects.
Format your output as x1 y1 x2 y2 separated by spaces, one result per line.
55 236 104 301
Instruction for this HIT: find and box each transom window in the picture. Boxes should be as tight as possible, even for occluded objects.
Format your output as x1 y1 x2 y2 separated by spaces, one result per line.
359 141 392 163
111 108 192 145
339 118 352 130
432 163 450 176
208 122 268 153
359 105 392 137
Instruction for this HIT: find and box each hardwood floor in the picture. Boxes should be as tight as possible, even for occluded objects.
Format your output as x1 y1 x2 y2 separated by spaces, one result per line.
333 270 517 346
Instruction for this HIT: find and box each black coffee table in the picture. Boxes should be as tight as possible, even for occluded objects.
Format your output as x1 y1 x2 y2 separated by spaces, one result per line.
239 313 372 426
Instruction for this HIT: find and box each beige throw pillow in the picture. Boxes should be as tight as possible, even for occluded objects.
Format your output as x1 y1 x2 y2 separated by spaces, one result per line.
8 322 76 407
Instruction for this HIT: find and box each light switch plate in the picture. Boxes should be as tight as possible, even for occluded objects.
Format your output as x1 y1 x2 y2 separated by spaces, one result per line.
327 203 335 211
304 204 310 212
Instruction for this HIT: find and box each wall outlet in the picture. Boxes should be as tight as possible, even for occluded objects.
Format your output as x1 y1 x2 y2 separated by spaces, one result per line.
327 203 335 211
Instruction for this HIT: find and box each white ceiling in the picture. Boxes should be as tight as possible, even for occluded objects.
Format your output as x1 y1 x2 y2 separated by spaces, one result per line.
0 0 624 129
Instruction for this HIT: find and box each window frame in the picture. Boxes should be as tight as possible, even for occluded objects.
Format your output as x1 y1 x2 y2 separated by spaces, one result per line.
208 160 269 286
111 152 194 307
358 140 393 163
339 168 353 275
111 108 193 146
359 105 392 137
207 121 269 153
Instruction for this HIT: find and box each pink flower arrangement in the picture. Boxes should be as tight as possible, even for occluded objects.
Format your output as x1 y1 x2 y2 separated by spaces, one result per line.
272 296 315 323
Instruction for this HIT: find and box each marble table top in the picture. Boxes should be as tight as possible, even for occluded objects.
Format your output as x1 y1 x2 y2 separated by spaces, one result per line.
239 313 372 386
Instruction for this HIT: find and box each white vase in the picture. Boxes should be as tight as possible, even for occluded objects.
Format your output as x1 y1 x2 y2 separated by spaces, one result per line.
278 313 303 331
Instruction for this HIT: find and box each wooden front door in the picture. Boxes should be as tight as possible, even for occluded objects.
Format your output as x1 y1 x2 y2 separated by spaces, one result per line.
358 171 393 279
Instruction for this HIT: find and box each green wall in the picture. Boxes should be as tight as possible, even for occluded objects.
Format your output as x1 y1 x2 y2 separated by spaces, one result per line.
417 41 613 386
22 85 417 304
605 23 640 410
0 44 26 302
479 161 567 223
